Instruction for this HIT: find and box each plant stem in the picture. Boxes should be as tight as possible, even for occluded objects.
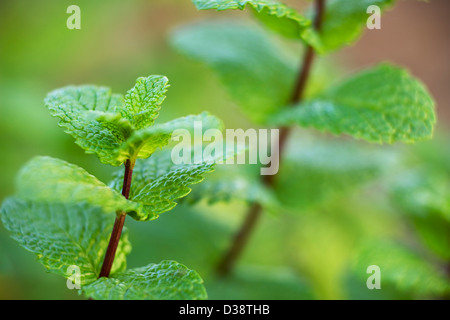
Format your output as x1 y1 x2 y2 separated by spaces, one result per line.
216 0 325 276
98 159 134 278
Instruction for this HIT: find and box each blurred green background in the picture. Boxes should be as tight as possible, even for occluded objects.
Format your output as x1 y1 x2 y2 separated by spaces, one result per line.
0 0 449 299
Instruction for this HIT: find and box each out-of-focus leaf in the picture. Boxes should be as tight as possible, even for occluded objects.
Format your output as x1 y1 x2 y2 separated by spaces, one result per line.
191 0 311 40
353 240 450 297
190 0 398 54
273 64 436 144
206 265 314 299
390 168 450 260
171 21 296 123
184 164 278 210
275 136 398 210
309 0 396 53
391 169 450 222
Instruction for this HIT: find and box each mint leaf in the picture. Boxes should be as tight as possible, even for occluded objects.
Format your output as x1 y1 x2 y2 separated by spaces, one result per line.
391 169 450 222
45 85 132 166
207 265 314 299
185 164 278 209
192 0 311 40
275 137 397 210
83 260 207 300
389 169 450 260
171 21 296 123
311 0 395 53
46 77 223 165
354 240 450 297
116 112 223 162
45 85 124 114
190 0 397 53
16 156 142 216
110 148 225 221
0 198 131 285
122 75 169 130
273 64 436 144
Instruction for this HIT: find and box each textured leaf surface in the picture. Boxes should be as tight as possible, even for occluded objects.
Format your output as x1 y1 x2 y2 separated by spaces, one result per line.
354 240 450 297
45 85 124 114
45 77 221 166
273 64 436 144
110 148 225 221
45 85 132 166
0 198 131 285
192 0 311 39
122 75 169 130
171 21 296 123
311 0 395 53
116 112 223 162
83 260 207 300
16 156 141 215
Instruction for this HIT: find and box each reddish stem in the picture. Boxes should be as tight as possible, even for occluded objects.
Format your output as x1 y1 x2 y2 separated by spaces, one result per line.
216 0 326 276
98 159 134 278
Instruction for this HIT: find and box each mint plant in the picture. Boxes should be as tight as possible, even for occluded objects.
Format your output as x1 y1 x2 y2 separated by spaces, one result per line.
171 0 438 281
0 75 226 299
353 147 450 298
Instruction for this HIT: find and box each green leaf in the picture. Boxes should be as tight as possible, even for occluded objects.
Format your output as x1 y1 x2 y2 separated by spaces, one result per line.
192 0 311 40
353 240 450 297
206 265 314 299
273 64 436 144
46 81 223 165
389 169 450 260
82 260 207 300
171 21 296 123
16 156 142 216
45 85 124 114
110 148 226 221
190 0 397 53
311 0 396 53
0 197 131 285
185 164 278 209
45 85 133 166
390 169 450 222
116 112 223 162
45 77 222 166
122 75 169 130
275 136 398 210
127 159 216 219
